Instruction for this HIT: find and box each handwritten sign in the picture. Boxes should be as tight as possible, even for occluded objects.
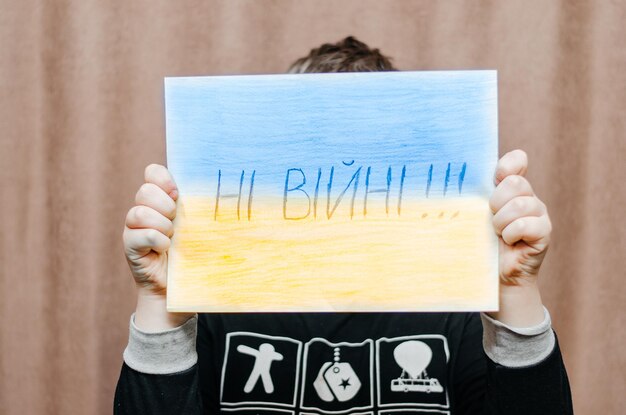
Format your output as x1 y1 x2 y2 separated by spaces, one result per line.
165 71 498 312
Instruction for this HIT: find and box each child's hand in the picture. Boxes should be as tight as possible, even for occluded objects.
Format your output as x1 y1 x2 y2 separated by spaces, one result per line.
487 150 551 327
490 150 552 285
123 164 192 331
123 164 178 295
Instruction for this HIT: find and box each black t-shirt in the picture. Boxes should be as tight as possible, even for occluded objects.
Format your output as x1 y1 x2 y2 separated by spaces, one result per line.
115 312 573 414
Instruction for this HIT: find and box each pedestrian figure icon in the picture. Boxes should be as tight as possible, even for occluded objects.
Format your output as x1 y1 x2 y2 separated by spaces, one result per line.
237 343 284 394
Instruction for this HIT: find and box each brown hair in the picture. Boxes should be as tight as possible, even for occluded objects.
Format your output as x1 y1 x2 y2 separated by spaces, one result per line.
288 36 397 73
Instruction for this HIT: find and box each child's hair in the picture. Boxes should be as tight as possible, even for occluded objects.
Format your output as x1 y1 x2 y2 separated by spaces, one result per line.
288 36 397 73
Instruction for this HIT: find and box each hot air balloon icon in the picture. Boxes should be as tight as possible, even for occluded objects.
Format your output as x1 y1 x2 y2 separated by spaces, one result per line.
390 340 443 393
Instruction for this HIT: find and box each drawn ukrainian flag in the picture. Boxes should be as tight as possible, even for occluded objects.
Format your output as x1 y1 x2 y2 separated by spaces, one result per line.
165 71 498 312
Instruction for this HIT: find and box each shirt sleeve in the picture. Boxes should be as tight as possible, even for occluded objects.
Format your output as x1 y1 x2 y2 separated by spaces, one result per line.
123 314 198 374
452 312 573 415
114 314 204 415
480 307 555 368
478 308 574 414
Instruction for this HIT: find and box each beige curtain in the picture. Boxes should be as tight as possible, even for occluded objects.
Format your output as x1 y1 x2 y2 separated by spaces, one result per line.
1 1 624 413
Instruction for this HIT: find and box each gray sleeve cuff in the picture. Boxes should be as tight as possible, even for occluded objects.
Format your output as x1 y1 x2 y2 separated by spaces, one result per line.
123 314 198 375
480 307 555 368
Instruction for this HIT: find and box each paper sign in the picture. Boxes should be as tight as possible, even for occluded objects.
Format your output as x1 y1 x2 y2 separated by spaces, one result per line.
165 71 498 312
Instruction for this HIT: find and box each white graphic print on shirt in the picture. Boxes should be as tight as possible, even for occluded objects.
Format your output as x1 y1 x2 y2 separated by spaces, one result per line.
301 338 374 413
237 343 284 394
220 332 449 414
221 332 302 408
376 335 450 410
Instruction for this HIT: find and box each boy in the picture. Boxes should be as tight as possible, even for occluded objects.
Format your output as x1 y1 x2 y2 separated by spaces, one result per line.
115 37 573 414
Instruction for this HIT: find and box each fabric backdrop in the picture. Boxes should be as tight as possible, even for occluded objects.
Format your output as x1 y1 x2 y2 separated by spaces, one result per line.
1 1 624 414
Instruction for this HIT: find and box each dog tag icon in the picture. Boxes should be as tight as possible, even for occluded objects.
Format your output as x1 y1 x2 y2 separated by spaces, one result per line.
313 362 335 401
323 362 361 401
313 347 361 402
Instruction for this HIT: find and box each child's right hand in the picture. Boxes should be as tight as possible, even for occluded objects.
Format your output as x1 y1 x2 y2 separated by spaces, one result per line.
124 164 178 295
123 164 193 331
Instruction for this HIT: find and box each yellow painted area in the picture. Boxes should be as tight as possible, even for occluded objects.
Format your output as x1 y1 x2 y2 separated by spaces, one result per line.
167 195 498 312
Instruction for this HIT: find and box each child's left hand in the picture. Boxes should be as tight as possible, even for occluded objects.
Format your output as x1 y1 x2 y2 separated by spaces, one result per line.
490 149 552 285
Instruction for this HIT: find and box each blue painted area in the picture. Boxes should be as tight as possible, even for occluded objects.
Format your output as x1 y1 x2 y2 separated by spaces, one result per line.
165 71 498 201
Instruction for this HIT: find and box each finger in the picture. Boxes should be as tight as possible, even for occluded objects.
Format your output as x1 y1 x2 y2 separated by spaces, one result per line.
501 215 552 246
135 183 177 220
123 228 171 256
494 149 528 185
125 205 174 238
489 175 534 213
492 196 546 235
145 164 178 201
